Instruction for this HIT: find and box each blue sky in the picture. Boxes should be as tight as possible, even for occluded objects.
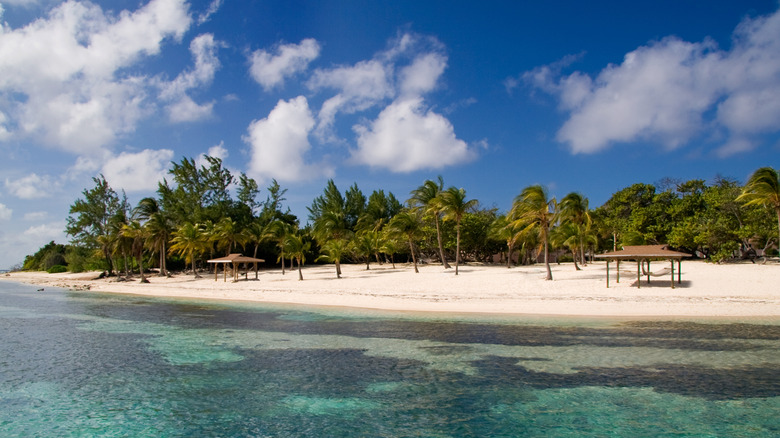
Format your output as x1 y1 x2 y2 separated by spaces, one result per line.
1 0 779 269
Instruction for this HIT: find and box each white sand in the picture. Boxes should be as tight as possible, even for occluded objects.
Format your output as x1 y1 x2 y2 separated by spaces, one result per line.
2 261 778 317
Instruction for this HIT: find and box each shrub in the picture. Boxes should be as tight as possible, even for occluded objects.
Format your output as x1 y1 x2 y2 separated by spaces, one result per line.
47 265 68 274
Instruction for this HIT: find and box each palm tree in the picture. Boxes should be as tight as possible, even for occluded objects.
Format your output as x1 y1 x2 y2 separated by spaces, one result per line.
387 209 423 273
379 231 402 269
739 167 780 250
489 214 520 268
266 220 294 274
559 192 591 266
311 190 352 277
213 217 247 256
245 220 268 260
550 222 582 270
511 185 557 280
283 232 310 281
316 238 349 278
409 177 451 269
170 222 206 279
437 187 478 275
352 230 380 270
134 197 170 276
121 220 150 283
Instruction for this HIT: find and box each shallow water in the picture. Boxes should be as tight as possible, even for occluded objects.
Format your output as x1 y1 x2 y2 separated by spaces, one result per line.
1 281 778 437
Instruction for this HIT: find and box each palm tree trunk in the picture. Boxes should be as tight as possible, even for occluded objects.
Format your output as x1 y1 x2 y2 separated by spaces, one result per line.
435 217 451 269
297 257 303 281
335 260 341 279
137 250 149 283
191 251 201 279
455 222 461 275
572 248 580 270
507 241 514 268
408 238 419 273
281 249 286 274
776 209 780 253
543 234 552 280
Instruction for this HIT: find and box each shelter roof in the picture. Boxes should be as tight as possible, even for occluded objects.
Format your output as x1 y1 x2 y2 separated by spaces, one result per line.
595 245 691 260
207 253 265 264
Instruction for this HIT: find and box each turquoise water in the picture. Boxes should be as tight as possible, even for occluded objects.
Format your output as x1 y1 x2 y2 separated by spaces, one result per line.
0 281 778 437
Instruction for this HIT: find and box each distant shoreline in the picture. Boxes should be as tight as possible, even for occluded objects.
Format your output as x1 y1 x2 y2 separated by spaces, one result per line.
3 261 778 318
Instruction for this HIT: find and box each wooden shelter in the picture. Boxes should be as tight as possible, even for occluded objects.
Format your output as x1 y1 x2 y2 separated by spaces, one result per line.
595 245 691 288
207 253 265 282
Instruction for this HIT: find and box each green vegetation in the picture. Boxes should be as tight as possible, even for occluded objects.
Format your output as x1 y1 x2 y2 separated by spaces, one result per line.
24 158 778 277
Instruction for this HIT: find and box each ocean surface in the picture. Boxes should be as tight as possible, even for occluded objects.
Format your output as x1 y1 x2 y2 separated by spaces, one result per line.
1 280 778 437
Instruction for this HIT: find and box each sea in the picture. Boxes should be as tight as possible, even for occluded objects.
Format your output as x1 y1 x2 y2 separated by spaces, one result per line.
1 280 778 437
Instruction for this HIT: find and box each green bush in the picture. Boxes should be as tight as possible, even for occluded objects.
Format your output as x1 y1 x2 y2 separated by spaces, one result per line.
47 265 68 274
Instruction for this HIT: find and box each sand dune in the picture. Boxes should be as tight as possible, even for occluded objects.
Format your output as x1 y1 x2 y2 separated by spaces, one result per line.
3 260 778 318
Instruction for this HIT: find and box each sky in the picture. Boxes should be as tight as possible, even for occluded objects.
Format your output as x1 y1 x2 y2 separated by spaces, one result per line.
1 0 779 269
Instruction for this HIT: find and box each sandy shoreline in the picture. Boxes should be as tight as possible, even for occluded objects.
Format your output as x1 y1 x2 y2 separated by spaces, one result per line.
3 260 778 318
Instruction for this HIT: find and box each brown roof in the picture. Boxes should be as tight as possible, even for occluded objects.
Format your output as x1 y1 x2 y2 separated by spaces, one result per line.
207 253 265 263
596 245 691 260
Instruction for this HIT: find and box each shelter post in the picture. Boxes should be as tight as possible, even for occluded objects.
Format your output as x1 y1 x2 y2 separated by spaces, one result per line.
670 260 675 289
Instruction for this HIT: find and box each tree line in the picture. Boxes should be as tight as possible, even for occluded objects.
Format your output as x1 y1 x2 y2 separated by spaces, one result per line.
22 157 780 281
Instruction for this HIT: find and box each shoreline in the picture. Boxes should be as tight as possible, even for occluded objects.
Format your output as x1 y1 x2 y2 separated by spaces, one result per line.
2 261 778 318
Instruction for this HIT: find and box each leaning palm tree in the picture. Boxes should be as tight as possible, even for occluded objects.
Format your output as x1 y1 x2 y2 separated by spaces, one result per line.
387 209 423 273
738 167 780 250
511 185 557 280
121 220 150 283
134 197 170 276
283 232 310 281
559 192 591 266
437 187 478 275
169 222 206 279
409 177 451 269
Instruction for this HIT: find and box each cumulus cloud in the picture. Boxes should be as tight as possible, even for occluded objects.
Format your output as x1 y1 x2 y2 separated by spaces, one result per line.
158 33 220 122
0 203 11 220
352 97 475 172
0 0 192 152
244 96 328 182
5 173 55 199
522 7 780 156
101 148 174 192
249 38 320 91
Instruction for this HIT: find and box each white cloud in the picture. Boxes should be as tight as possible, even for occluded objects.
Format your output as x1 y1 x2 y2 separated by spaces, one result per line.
195 141 229 168
5 173 54 199
524 7 780 156
399 53 447 96
0 203 11 220
101 148 174 192
23 211 48 221
159 33 220 123
309 57 394 139
23 221 65 238
244 96 328 182
197 0 223 25
249 38 320 91
352 97 476 172
0 0 192 152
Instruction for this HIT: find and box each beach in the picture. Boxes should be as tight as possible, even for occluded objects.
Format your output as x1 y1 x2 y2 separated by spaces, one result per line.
2 261 778 317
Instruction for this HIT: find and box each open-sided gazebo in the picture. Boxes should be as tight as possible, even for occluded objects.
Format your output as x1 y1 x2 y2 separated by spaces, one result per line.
207 253 265 282
595 245 691 288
